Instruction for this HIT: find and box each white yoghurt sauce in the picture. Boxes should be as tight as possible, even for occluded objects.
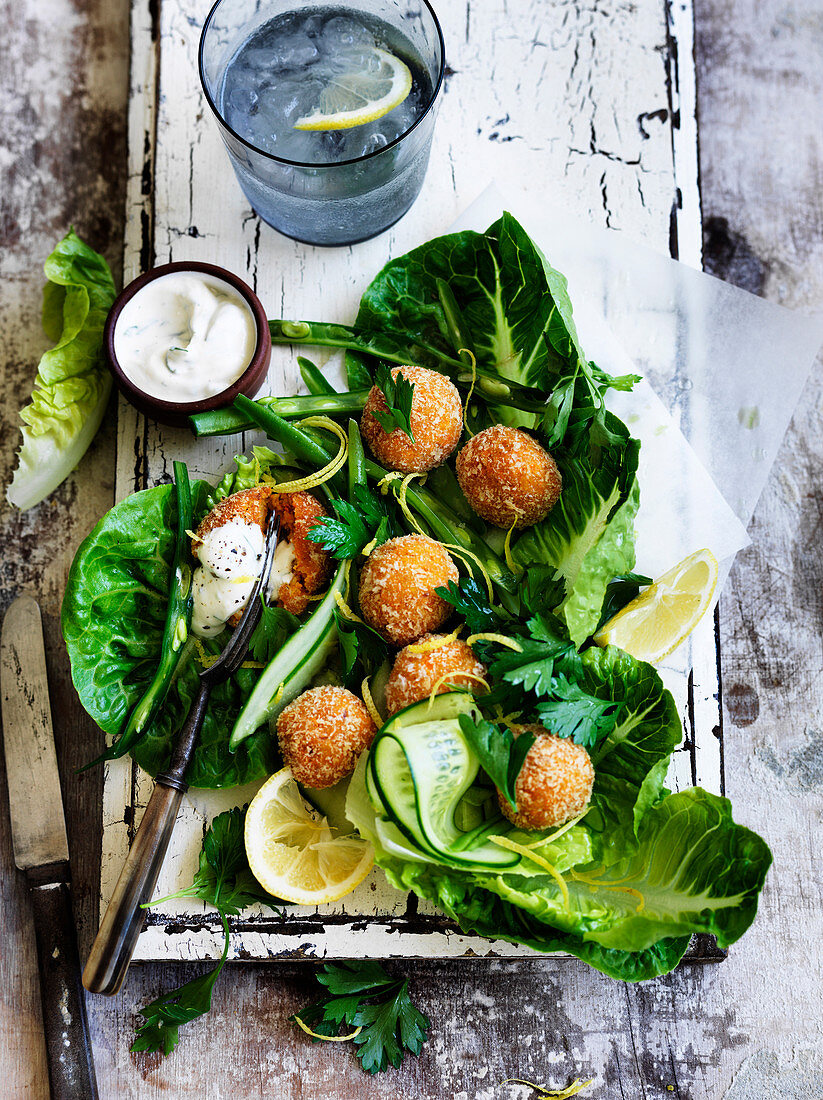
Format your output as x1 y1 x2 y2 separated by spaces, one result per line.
114 271 257 402
191 518 296 637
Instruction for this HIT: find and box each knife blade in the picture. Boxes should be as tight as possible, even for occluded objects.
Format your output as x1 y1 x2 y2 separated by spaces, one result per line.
1 595 98 1100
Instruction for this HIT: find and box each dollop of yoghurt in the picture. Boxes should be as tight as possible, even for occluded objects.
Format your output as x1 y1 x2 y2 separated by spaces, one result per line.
191 518 295 637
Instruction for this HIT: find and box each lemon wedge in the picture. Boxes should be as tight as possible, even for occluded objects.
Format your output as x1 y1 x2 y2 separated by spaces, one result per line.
593 548 719 664
245 767 374 904
293 47 412 131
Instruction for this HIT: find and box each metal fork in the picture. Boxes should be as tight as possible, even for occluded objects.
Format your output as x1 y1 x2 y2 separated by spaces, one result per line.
83 510 281 995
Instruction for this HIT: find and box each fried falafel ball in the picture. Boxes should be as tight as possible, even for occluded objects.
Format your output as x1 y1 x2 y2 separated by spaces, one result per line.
384 634 489 715
360 365 463 474
192 486 331 631
498 725 594 830
358 534 459 647
276 685 377 789
456 424 562 529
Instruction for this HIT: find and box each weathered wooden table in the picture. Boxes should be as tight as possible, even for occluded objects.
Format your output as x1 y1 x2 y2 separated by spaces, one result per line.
3 0 823 1096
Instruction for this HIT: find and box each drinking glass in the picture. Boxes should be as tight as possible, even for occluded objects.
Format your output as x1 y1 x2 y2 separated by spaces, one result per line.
199 0 445 246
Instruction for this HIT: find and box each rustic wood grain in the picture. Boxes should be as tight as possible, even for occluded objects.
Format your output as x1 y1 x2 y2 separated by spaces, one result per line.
2 0 822 1097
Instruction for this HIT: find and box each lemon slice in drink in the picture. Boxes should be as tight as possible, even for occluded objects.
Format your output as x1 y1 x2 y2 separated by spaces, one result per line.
593 548 719 664
293 47 412 131
244 767 374 904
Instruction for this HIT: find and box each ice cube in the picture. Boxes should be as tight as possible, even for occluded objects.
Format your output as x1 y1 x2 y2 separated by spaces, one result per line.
320 16 376 48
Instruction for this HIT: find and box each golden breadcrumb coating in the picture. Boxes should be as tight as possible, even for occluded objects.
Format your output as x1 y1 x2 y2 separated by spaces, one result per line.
498 724 594 830
270 490 331 615
358 534 459 647
384 634 488 715
276 685 377 790
456 424 562 529
361 365 463 474
193 486 331 619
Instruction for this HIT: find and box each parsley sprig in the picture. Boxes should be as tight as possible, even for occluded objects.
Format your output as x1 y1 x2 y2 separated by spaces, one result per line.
131 807 280 1056
372 363 415 440
484 614 621 750
292 961 430 1074
307 485 401 560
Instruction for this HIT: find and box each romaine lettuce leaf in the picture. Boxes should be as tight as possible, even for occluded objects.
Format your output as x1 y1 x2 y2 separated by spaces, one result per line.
7 229 117 510
356 212 630 433
377 848 691 982
486 788 772 952
513 432 640 646
62 482 278 788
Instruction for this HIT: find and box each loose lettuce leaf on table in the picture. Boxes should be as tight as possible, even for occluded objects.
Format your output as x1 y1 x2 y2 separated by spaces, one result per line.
62 483 277 788
7 229 117 510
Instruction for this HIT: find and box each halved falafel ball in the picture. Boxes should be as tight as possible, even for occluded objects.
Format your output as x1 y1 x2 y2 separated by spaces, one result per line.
456 424 562 529
384 634 488 715
498 725 594 830
358 534 459 647
192 485 331 621
277 685 377 789
270 490 332 615
361 365 463 474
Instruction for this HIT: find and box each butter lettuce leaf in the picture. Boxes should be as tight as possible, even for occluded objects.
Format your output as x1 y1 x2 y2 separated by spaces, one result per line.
8 229 117 510
580 645 683 859
62 482 277 788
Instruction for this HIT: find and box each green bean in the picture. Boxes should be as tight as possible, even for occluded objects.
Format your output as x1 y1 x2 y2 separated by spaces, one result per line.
233 396 346 495
347 419 367 500
436 278 476 367
190 391 369 437
298 356 337 396
269 318 550 415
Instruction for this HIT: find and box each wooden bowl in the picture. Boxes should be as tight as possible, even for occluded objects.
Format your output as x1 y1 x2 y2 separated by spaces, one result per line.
103 261 271 427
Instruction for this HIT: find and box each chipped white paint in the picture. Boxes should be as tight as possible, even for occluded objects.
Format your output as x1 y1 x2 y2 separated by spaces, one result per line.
101 0 712 961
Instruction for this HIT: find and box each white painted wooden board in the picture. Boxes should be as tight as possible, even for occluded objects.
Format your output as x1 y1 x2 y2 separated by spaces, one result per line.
102 0 716 961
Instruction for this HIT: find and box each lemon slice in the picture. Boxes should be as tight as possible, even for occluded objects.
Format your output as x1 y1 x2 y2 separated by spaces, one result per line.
245 767 373 904
593 548 719 664
293 47 412 131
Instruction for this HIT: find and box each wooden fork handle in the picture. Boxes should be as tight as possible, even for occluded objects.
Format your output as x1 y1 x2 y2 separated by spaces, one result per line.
82 780 184 995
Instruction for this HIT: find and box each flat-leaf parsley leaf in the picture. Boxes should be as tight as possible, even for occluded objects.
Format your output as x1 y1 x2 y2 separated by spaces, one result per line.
292 961 430 1074
132 807 280 1056
373 363 415 440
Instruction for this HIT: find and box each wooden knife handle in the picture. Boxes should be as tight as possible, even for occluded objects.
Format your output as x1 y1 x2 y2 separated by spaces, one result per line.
82 781 184 996
30 881 99 1100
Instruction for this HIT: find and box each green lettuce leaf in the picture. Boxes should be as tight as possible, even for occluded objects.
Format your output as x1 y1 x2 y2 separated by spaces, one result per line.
513 430 640 646
580 645 683 861
355 212 628 433
62 483 277 788
346 669 770 975
7 229 117 510
486 788 772 952
376 847 691 983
